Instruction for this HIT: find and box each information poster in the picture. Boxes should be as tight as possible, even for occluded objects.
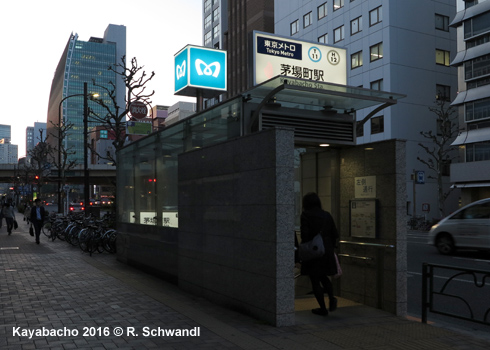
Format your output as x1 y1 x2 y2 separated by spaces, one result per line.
350 199 377 238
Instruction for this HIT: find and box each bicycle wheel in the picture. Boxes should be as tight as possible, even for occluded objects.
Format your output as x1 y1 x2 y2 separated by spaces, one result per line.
87 231 102 256
42 222 52 238
102 229 117 253
78 228 91 252
68 225 82 246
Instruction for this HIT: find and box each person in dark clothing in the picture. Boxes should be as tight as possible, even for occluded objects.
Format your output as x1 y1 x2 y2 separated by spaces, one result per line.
300 192 339 316
30 198 46 244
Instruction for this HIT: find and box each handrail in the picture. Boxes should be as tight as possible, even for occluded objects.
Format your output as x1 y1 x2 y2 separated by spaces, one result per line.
339 240 395 249
337 253 373 261
422 262 490 325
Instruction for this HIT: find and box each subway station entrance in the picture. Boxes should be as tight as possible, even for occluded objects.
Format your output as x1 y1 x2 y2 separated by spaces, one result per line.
117 76 406 326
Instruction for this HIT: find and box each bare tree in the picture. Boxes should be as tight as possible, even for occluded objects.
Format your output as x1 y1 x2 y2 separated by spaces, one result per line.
89 56 155 166
27 130 53 200
417 99 460 217
48 120 78 212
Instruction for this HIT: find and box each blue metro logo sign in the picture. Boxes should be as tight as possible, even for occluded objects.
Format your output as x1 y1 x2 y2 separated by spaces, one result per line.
174 45 227 97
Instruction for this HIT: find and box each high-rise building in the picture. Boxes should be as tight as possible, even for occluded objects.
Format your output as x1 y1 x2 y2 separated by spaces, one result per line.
203 0 227 50
450 0 490 204
0 124 11 142
0 139 18 164
46 24 126 164
274 0 459 216
202 0 274 100
26 122 47 157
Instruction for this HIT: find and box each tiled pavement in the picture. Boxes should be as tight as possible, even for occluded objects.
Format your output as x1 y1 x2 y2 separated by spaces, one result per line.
1 211 490 350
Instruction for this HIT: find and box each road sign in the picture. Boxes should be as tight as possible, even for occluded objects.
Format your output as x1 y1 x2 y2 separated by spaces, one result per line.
129 101 148 120
416 171 425 184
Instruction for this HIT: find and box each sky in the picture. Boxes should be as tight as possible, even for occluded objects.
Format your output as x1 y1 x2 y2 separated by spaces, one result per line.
0 0 202 159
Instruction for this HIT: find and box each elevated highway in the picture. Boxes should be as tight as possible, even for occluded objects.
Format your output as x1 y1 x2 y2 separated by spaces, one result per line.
0 164 116 185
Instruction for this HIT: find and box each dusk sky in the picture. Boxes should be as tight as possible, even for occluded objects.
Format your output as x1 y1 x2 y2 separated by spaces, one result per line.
0 0 202 158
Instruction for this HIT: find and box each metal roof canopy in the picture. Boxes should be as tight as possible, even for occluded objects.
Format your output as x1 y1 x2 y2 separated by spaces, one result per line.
244 76 405 133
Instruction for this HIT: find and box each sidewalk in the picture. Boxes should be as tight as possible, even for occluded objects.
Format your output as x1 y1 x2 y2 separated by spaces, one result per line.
1 212 489 349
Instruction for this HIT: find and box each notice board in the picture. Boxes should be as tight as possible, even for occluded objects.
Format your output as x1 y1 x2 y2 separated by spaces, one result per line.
350 199 377 238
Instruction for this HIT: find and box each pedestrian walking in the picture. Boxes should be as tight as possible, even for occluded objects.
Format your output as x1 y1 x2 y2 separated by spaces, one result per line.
2 201 16 235
300 192 339 316
30 198 46 244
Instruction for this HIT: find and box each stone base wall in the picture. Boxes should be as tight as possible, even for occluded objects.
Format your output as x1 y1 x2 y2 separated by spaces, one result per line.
177 127 295 326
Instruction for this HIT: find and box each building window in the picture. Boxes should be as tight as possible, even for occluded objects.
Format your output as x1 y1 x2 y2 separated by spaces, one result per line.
465 98 490 122
464 54 490 80
304 12 312 28
370 79 383 91
436 84 451 101
371 116 384 134
435 14 449 32
436 49 450 66
333 0 344 11
318 33 328 44
204 31 212 46
291 20 299 35
351 16 362 35
213 25 220 39
370 42 383 62
205 14 212 29
351 51 363 69
334 25 344 43
356 121 364 137
466 142 490 162
100 130 108 139
369 6 382 26
318 2 327 19
204 0 211 13
213 7 220 22
464 11 490 39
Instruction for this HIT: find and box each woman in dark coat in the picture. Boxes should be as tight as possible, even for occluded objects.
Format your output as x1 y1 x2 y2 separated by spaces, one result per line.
300 192 339 316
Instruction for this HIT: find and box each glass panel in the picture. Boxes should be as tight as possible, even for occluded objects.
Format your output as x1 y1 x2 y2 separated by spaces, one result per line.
117 97 243 228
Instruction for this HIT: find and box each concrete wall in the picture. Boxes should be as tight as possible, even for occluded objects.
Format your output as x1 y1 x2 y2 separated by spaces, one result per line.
339 139 407 316
177 127 295 326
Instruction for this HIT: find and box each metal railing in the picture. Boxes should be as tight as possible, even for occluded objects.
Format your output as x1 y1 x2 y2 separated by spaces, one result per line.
339 241 395 309
422 263 490 325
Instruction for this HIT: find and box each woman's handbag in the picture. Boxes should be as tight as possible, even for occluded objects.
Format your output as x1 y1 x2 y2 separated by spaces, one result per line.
298 233 325 262
333 253 343 278
29 224 34 236
13 220 18 230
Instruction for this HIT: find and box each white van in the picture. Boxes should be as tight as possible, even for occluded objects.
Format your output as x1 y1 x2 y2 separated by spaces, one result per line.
428 198 490 255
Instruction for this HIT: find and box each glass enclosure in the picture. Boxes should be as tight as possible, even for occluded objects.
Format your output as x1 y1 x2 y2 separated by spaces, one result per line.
117 97 242 227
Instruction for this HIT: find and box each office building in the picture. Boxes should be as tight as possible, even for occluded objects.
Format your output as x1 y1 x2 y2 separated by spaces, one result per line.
202 0 274 100
0 124 11 142
165 102 196 126
26 122 47 157
274 0 459 217
450 0 490 203
46 24 126 164
0 139 18 164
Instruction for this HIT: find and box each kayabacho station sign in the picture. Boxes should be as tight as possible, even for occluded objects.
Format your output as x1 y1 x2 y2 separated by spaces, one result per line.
252 31 347 86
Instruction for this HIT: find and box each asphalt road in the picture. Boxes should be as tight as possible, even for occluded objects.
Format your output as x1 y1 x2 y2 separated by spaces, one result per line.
408 230 490 336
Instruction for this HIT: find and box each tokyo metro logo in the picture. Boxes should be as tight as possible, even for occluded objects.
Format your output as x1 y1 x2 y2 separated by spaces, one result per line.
176 60 186 80
195 59 221 78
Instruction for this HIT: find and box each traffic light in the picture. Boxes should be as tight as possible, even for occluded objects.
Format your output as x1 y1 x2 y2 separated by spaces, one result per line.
35 175 39 180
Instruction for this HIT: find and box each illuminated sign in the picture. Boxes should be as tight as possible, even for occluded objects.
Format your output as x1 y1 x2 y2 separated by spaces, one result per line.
174 45 227 97
252 31 346 86
126 121 152 135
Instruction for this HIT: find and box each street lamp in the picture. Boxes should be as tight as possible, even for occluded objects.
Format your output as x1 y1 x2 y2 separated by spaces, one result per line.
57 82 99 215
